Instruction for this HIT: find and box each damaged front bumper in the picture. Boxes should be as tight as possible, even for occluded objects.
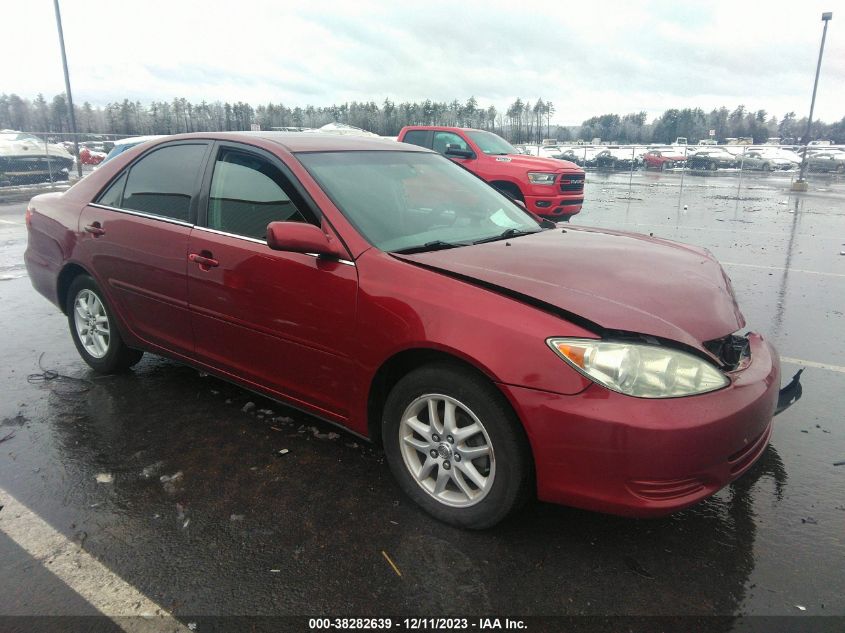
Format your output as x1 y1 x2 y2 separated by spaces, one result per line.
706 333 803 416
503 333 801 517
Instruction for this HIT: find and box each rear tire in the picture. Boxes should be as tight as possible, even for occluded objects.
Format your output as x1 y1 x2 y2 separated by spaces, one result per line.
66 275 143 373
382 363 532 529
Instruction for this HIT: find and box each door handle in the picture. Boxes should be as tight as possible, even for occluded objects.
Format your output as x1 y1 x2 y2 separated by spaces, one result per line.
188 253 219 268
84 223 106 237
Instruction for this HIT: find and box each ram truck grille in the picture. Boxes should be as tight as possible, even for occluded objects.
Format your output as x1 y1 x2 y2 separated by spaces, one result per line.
559 174 585 192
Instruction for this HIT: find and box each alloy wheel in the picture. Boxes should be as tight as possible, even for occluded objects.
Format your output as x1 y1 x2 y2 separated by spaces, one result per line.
73 289 110 358
398 394 495 508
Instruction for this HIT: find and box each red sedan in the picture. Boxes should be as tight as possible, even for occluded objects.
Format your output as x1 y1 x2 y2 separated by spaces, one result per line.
643 148 688 170
24 132 800 528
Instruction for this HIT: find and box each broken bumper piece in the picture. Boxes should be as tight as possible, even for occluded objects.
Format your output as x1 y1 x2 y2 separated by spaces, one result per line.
774 369 803 416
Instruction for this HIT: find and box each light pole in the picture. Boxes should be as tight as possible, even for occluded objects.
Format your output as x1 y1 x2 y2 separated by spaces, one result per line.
793 11 833 192
53 0 83 179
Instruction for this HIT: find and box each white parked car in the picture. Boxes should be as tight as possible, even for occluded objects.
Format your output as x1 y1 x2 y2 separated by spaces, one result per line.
740 150 797 171
305 122 380 137
756 147 802 163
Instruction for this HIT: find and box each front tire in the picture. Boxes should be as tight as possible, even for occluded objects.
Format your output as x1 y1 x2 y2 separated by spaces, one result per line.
66 275 143 373
382 363 532 529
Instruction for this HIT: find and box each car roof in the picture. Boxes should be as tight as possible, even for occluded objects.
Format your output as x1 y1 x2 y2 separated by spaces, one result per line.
160 131 430 153
114 134 168 146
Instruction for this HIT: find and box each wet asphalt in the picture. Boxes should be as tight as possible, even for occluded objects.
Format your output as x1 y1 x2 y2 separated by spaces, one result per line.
0 169 843 627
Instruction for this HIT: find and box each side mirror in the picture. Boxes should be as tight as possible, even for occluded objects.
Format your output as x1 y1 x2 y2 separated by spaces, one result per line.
266 222 347 259
445 145 475 159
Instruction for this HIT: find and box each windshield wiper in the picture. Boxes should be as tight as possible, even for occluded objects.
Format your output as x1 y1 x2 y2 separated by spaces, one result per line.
472 228 538 245
392 240 465 255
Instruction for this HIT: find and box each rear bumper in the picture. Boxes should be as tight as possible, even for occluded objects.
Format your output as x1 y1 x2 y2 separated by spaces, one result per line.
24 246 61 309
499 333 781 517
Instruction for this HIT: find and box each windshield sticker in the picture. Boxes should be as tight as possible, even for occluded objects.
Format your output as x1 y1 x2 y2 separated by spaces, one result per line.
496 156 512 162
490 209 523 228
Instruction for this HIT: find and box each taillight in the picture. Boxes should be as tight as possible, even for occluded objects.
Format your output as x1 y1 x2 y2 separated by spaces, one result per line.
25 206 33 228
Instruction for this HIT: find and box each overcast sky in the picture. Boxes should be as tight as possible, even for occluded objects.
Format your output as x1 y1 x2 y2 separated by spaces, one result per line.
2 0 843 124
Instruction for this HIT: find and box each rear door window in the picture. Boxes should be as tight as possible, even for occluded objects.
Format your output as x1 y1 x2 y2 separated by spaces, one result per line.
121 144 208 222
402 130 430 148
432 132 469 155
96 172 127 207
207 148 311 240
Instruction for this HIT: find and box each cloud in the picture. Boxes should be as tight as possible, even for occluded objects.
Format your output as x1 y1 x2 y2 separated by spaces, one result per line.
2 0 842 124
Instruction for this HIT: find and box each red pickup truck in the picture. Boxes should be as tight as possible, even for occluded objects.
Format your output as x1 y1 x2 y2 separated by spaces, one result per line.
398 126 585 219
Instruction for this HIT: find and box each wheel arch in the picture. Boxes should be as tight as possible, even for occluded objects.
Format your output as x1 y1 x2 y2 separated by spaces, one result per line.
367 347 504 446
57 262 93 314
489 179 524 201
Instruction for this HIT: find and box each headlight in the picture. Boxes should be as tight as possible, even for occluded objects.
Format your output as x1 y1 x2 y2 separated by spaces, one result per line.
547 338 729 398
527 172 557 185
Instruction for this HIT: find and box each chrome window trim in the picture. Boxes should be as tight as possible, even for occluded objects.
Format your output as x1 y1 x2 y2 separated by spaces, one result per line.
304 252 356 267
88 203 193 227
87 205 355 266
193 225 265 245
193 226 355 267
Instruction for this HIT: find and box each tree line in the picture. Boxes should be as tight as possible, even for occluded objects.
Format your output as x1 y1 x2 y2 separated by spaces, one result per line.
1 92 843 145
578 107 845 145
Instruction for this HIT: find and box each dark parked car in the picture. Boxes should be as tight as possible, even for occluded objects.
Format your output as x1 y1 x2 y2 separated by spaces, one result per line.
24 132 800 528
595 148 641 170
558 148 584 166
687 149 738 170
807 150 845 173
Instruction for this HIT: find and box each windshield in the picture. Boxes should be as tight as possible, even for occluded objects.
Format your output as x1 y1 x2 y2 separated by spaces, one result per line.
465 131 518 156
298 151 542 253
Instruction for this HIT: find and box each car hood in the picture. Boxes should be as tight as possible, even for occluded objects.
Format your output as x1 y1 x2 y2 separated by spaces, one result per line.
497 153 581 172
394 226 745 352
